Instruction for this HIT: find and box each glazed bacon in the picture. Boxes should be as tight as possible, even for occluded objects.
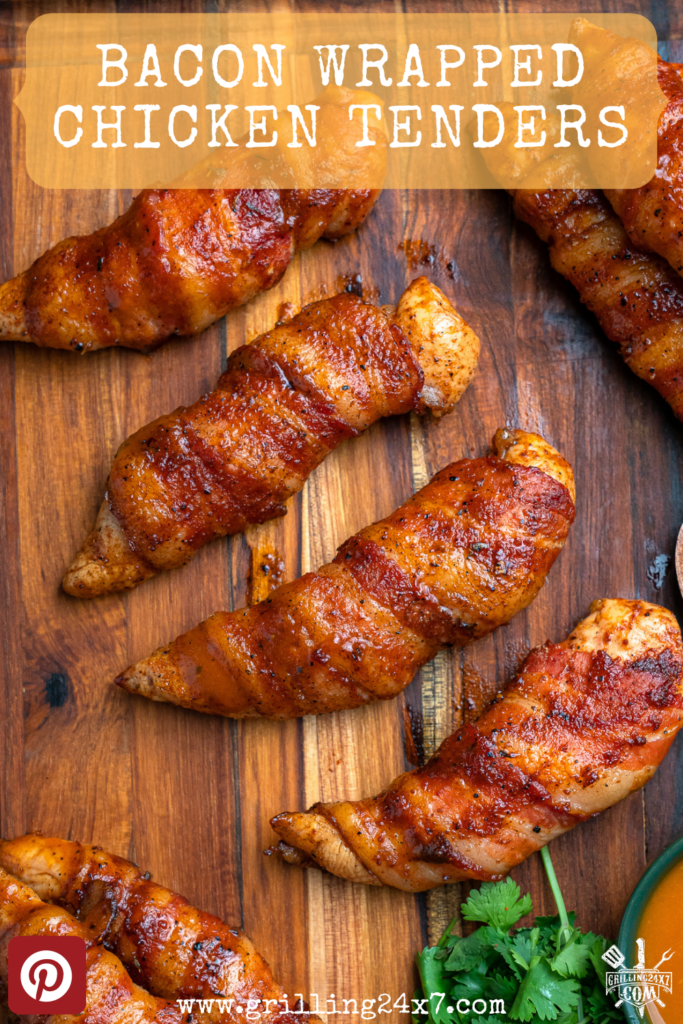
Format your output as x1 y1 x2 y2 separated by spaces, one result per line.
115 428 575 719
0 867 192 1024
567 19 683 279
479 103 683 421
605 58 683 277
512 184 683 419
0 87 386 353
270 599 683 891
63 277 480 597
0 838 315 1024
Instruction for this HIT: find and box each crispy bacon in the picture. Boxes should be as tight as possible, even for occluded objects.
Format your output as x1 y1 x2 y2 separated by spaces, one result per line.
566 20 683 279
0 88 386 353
478 97 683 421
605 57 683 277
63 277 480 597
270 599 683 891
0 839 315 1024
115 428 575 719
0 867 189 1024
512 185 683 418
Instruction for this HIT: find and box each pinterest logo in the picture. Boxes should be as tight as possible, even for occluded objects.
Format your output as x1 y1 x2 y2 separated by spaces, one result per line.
8 936 87 1014
20 950 72 1001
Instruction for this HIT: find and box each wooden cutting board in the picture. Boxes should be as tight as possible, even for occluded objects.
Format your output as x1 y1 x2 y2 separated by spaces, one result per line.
2 0 683 1019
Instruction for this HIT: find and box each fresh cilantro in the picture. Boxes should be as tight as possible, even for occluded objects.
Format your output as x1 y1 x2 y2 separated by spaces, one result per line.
414 847 626 1024
511 959 580 1020
445 929 494 972
549 931 593 979
462 877 533 930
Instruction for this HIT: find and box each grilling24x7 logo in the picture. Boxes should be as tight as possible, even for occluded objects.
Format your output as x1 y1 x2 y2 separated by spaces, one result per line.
8 936 87 1014
603 939 674 1018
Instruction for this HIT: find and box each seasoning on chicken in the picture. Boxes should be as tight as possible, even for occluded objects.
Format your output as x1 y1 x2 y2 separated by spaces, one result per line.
480 104 683 421
0 86 386 353
63 277 480 597
116 428 575 719
0 867 190 1024
0 839 317 1024
270 599 683 891
568 19 683 279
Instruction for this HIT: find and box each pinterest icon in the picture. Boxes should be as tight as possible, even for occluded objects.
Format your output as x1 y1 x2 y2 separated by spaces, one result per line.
8 936 87 1013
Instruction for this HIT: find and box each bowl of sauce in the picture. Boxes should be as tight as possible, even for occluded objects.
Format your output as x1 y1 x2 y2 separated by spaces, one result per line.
618 834 683 1023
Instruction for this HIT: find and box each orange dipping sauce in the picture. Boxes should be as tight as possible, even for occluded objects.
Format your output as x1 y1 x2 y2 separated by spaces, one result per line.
637 857 683 1024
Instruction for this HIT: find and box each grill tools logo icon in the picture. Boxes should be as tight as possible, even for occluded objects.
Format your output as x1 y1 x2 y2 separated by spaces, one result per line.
8 936 87 1014
603 939 674 1018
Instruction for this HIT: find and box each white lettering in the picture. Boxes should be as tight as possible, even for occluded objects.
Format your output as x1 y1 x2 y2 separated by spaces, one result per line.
212 45 244 89
389 105 421 147
134 43 167 87
431 104 464 147
313 45 349 86
472 103 504 147
245 105 278 147
91 105 126 148
287 105 319 147
598 105 627 147
397 44 429 87
54 105 82 147
555 104 590 147
552 43 584 87
174 44 203 87
511 44 542 86
348 104 381 146
473 45 502 87
206 105 238 147
357 45 392 87
253 44 285 87
515 104 546 147
436 45 465 86
133 104 160 148
168 104 197 148
96 44 127 87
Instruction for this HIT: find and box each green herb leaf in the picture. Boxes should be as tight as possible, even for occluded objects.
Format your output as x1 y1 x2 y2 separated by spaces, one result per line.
413 858 625 1024
461 878 533 931
549 931 592 979
445 928 494 972
510 959 581 1021
415 946 451 1024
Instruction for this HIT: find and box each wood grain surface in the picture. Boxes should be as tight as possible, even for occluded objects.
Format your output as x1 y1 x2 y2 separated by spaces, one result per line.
2 1 683 1020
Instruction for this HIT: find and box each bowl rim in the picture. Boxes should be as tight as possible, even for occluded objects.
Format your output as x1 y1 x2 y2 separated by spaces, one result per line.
617 832 683 1023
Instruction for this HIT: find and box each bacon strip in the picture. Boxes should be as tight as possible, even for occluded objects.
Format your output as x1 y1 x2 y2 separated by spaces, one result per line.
270 599 683 891
567 19 683 279
479 98 683 422
0 87 386 353
0 867 189 1024
63 277 480 597
512 184 683 418
0 841 315 1024
115 428 575 719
